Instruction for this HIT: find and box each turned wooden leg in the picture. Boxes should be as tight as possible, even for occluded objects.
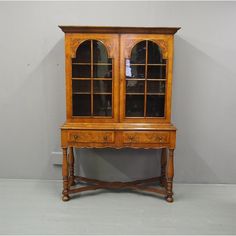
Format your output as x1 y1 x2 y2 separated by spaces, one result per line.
160 148 167 187
166 149 174 203
62 147 70 201
69 147 76 186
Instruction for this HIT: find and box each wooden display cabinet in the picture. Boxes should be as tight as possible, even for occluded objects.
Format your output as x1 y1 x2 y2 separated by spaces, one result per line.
59 26 180 202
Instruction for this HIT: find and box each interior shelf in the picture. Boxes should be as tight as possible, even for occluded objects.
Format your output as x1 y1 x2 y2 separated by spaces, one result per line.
72 63 112 65
128 63 166 66
72 78 112 80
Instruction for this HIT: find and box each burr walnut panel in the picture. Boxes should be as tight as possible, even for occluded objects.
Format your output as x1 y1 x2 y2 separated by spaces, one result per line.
68 130 114 143
122 131 169 144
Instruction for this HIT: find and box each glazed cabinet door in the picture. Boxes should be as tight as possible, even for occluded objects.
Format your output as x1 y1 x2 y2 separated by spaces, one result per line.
65 34 119 122
120 34 174 123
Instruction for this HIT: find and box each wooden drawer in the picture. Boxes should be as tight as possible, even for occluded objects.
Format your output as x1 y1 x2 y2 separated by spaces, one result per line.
122 131 169 144
68 131 114 143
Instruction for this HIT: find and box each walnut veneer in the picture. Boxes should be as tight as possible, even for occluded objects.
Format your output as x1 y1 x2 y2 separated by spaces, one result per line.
59 26 180 202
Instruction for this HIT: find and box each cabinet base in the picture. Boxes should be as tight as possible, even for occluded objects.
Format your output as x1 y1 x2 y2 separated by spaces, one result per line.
62 175 173 202
166 196 174 203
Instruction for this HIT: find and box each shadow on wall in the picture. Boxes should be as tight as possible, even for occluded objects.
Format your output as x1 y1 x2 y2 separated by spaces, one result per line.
172 36 231 183
41 38 66 179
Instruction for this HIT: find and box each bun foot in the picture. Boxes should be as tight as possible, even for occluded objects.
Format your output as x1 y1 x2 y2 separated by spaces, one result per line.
62 195 70 201
160 179 166 187
166 196 174 203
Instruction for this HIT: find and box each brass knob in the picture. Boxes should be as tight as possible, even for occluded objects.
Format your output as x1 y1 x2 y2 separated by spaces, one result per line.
128 136 135 141
154 136 163 142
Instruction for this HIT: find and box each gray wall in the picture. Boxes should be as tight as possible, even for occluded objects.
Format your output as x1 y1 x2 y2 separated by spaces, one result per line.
0 2 236 183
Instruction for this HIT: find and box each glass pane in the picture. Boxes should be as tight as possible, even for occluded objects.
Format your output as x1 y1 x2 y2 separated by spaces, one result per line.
72 80 91 93
72 94 91 116
126 95 144 117
93 95 112 116
147 81 166 93
94 80 112 93
72 40 91 63
72 65 91 78
130 41 146 64
126 63 145 79
147 65 166 79
126 80 144 93
146 95 165 117
148 41 164 64
94 65 112 78
93 40 111 64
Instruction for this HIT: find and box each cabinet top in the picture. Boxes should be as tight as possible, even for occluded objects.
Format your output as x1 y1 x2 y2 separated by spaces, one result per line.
58 26 181 34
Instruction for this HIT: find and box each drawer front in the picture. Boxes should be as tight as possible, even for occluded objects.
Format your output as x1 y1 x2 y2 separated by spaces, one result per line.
123 131 169 144
68 131 114 143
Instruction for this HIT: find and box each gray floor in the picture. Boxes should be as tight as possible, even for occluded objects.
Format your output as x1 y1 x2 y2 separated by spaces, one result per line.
0 179 235 235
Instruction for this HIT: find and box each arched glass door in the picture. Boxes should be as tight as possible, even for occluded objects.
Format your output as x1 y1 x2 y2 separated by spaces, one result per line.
71 40 113 117
125 40 166 118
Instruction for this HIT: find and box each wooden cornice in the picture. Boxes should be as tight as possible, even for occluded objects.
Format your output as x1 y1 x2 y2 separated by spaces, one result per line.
59 26 181 35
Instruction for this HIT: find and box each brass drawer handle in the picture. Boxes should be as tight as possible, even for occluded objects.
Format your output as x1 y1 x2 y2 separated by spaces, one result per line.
153 135 164 142
128 136 135 142
157 136 163 142
73 135 80 141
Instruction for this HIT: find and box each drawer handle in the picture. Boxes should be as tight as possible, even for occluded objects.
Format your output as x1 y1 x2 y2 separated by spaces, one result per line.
128 136 135 142
103 135 108 141
156 136 163 142
73 135 80 141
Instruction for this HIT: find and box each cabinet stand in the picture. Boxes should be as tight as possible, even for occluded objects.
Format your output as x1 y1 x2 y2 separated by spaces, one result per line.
62 146 174 202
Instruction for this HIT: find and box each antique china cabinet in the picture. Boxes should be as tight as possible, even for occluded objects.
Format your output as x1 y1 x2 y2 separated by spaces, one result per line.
59 26 180 202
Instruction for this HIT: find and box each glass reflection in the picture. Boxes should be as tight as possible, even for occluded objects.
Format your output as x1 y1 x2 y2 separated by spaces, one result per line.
94 65 112 78
130 41 146 64
94 80 112 93
147 81 165 94
93 40 112 64
126 60 145 78
126 80 144 93
93 95 112 116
